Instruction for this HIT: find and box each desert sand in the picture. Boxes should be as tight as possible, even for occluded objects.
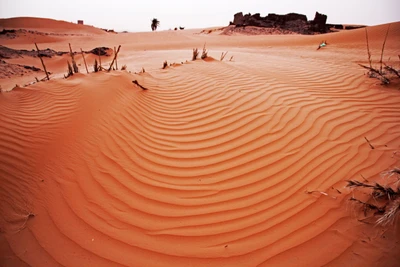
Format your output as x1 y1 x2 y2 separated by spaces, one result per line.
0 17 400 267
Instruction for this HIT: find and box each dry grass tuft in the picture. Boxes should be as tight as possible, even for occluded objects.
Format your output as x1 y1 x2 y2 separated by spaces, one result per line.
347 167 400 226
201 43 208 59
192 48 199 61
121 64 127 71
162 60 168 69
359 24 399 85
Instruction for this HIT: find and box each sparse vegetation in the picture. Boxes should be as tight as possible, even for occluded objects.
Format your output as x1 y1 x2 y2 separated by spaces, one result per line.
220 51 228 61
94 59 99 72
151 18 160 31
192 48 199 61
162 60 168 69
347 167 400 226
359 24 399 85
65 61 73 78
201 43 208 59
121 64 127 70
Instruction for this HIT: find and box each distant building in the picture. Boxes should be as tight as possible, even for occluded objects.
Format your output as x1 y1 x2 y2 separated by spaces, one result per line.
77 20 84 25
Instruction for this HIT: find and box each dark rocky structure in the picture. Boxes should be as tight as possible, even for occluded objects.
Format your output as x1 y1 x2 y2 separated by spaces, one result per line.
229 11 359 34
310 12 328 32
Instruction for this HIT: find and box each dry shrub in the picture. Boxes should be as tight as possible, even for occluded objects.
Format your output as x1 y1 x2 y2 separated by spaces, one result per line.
347 167 400 226
359 24 399 84
121 65 127 70
201 43 208 59
192 48 199 61
162 60 168 69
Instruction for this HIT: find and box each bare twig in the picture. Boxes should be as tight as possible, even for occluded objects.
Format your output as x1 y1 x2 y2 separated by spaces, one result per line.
220 51 228 61
379 24 390 74
201 43 208 59
305 190 337 199
68 43 78 73
64 61 73 78
384 64 400 78
192 48 199 61
80 48 89 74
365 28 372 69
108 45 121 71
34 43 50 80
364 137 375 149
114 46 118 70
132 80 148 90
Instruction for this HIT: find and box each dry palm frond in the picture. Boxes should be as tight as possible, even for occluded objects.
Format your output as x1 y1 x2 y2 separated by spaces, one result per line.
376 198 400 226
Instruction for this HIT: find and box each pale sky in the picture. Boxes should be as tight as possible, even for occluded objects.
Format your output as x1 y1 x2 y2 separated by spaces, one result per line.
1 0 399 32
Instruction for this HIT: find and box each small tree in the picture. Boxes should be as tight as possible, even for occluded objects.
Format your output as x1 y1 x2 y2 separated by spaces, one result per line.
151 18 160 31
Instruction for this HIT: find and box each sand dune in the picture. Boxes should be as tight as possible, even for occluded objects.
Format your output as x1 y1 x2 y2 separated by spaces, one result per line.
0 17 106 35
1 18 400 266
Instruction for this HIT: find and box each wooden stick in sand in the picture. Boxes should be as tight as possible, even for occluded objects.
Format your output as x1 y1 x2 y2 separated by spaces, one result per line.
98 49 102 71
108 45 121 71
68 43 79 73
34 43 50 80
114 46 118 70
80 48 89 74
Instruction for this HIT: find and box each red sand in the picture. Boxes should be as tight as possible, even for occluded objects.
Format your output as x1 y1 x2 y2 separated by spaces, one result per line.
1 18 400 267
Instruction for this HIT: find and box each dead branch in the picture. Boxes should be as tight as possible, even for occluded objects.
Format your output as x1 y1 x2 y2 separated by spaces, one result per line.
220 51 228 61
379 24 390 73
132 80 148 90
34 43 50 80
80 48 89 74
68 43 78 73
108 45 121 71
364 137 375 149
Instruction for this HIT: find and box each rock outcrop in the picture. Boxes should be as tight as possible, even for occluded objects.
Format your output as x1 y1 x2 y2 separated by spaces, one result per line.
230 11 332 34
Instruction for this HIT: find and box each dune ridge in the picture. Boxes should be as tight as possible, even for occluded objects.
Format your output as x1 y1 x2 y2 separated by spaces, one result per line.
1 19 400 266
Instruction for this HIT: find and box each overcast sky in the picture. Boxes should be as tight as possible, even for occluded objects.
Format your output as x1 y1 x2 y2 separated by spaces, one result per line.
1 0 399 32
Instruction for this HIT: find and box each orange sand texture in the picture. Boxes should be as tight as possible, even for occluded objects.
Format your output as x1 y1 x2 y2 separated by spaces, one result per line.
1 17 400 267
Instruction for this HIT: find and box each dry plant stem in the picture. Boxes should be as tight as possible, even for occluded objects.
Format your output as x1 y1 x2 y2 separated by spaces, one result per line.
108 45 121 71
201 43 208 59
80 48 89 74
34 43 50 80
220 51 228 61
192 48 199 61
65 61 73 78
68 43 78 73
358 64 390 84
305 190 337 199
379 24 390 74
365 28 372 69
98 49 102 70
132 80 148 90
364 137 375 149
384 64 400 78
114 46 118 70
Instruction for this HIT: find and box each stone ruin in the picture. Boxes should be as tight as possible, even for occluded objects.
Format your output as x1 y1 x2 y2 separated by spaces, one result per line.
230 11 342 34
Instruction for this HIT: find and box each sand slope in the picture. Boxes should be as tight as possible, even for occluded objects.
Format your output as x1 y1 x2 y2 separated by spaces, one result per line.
0 17 106 35
1 19 400 266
